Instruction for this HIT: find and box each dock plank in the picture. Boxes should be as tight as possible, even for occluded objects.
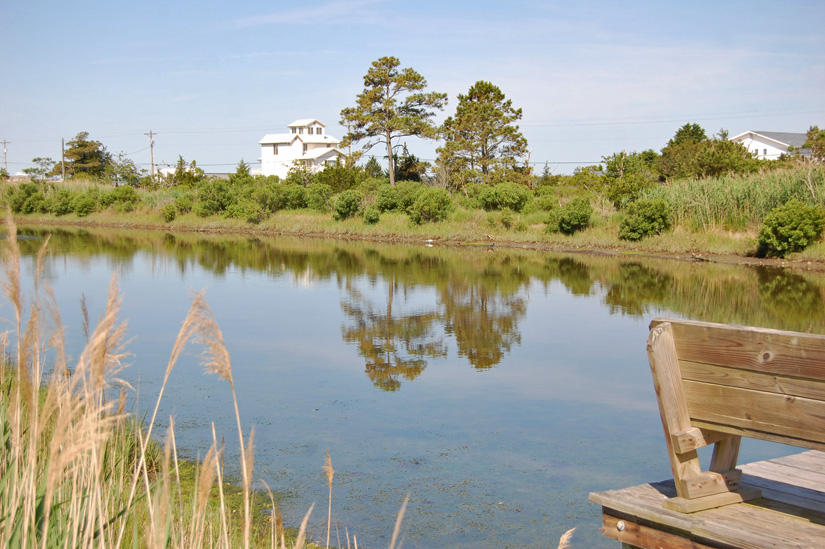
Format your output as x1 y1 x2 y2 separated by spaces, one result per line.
590 451 825 548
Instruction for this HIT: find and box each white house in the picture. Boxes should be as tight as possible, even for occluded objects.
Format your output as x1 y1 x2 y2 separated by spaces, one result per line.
730 131 809 160
258 119 346 178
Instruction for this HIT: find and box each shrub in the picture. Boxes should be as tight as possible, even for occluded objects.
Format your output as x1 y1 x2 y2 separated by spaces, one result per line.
72 194 98 217
21 189 47 214
51 189 76 216
162 202 177 222
226 199 266 224
478 182 532 212
8 182 40 213
100 185 139 208
279 184 308 210
374 184 400 212
408 188 454 224
534 187 558 212
174 194 193 214
332 189 364 220
362 205 380 225
618 199 672 241
395 181 425 212
757 199 825 257
307 183 333 211
546 197 592 235
196 180 233 216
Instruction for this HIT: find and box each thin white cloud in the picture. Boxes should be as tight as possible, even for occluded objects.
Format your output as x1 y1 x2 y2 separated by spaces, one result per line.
234 0 386 28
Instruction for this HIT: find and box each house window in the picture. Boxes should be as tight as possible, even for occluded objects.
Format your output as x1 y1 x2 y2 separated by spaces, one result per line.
303 144 308 153
291 128 296 134
273 144 278 155
763 149 767 157
317 127 322 135
299 128 304 134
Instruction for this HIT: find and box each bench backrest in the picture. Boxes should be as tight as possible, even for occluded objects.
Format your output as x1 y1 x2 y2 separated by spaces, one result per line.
649 318 825 451
647 318 825 512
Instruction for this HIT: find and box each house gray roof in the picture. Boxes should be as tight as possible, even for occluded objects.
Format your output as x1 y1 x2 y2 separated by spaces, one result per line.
747 131 808 148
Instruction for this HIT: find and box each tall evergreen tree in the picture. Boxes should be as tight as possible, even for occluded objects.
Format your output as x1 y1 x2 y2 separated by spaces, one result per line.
62 132 110 177
340 56 447 186
437 81 527 186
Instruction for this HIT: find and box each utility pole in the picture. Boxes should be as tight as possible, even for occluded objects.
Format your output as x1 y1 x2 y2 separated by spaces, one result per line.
144 130 156 180
61 138 66 182
1 139 9 173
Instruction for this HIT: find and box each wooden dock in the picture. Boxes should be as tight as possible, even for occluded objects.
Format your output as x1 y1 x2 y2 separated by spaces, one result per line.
589 450 825 548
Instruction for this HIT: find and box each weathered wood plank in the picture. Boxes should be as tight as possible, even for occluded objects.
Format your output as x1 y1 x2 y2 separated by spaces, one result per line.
664 486 761 513
683 380 825 446
649 318 825 380
601 513 720 549
680 360 825 401
647 323 706 498
671 427 729 453
690 420 825 452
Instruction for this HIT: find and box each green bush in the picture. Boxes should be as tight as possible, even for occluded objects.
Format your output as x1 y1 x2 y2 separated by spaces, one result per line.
100 185 139 208
72 193 98 217
333 189 364 220
546 197 592 235
278 184 308 210
478 182 532 212
362 205 380 224
195 180 233 216
408 188 454 224
757 199 825 257
162 202 177 222
21 189 47 214
395 181 426 212
51 189 77 216
225 199 266 224
374 184 400 212
8 182 40 213
618 199 672 241
307 183 333 211
174 194 193 214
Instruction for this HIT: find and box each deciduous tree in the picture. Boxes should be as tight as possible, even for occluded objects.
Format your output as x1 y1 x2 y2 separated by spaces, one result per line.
340 56 447 186
437 80 527 187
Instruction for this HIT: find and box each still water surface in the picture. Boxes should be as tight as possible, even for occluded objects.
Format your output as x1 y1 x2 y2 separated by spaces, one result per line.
9 226 825 547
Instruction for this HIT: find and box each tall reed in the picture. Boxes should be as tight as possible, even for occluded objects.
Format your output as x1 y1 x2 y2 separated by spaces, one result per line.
641 164 825 231
0 215 278 548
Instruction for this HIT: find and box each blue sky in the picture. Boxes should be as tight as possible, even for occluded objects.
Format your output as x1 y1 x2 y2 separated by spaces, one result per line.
2 0 824 175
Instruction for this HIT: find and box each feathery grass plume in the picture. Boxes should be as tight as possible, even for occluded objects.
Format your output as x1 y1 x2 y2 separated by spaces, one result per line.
2 214 23 339
557 527 576 549
260 480 278 549
323 448 334 549
80 293 90 341
211 422 231 549
294 503 314 549
115 288 207 548
389 494 409 549
193 291 255 549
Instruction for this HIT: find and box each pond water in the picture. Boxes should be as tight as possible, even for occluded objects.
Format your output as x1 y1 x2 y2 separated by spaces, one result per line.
6 225 825 548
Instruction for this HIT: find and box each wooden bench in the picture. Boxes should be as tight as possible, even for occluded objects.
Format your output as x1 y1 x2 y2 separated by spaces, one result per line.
646 318 825 513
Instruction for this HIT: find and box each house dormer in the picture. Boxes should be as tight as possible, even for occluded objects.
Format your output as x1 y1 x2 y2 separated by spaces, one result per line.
287 119 326 136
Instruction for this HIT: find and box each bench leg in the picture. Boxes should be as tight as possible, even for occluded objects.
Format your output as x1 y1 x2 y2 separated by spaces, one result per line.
648 323 761 513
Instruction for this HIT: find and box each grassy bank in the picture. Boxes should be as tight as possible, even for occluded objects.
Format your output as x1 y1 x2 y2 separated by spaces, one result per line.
3 164 825 264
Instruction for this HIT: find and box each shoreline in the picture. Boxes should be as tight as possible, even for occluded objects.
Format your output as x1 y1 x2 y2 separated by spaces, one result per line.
14 215 825 274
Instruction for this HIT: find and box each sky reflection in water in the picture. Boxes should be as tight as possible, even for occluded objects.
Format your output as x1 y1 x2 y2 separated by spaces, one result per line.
8 227 825 548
